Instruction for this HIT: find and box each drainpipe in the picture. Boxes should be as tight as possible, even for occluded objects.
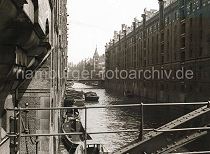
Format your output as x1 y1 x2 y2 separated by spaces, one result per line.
141 13 146 65
122 25 127 93
132 21 136 95
141 13 146 99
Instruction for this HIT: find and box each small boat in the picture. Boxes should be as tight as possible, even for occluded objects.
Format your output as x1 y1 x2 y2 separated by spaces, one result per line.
64 97 75 107
66 88 84 98
66 81 74 87
73 91 85 106
65 90 85 106
124 90 134 97
91 81 98 86
62 118 92 153
84 92 99 101
74 97 85 106
75 141 109 154
62 118 82 152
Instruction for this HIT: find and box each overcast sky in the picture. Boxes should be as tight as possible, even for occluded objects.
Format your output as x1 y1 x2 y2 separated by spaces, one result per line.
67 0 158 64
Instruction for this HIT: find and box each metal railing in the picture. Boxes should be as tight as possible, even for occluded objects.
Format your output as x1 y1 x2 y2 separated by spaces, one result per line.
171 151 210 154
6 101 210 154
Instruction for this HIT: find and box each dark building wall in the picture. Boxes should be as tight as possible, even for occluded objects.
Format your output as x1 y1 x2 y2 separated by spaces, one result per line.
105 0 210 103
17 0 68 153
0 0 68 153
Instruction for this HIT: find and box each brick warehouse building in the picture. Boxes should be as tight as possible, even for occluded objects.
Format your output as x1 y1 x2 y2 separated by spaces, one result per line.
105 0 210 103
0 0 68 153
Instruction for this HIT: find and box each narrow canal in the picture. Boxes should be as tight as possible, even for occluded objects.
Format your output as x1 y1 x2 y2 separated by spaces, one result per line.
72 82 140 152
72 82 184 152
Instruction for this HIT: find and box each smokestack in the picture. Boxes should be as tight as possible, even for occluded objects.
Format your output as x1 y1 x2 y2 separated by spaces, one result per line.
118 34 121 41
122 24 127 36
159 0 164 30
141 13 146 38
132 18 137 31
141 13 146 28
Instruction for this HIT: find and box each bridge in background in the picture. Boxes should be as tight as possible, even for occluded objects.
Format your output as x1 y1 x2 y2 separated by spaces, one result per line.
67 79 105 86
67 79 105 82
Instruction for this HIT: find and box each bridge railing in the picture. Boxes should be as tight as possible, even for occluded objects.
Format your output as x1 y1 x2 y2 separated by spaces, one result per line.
6 101 210 154
67 79 105 81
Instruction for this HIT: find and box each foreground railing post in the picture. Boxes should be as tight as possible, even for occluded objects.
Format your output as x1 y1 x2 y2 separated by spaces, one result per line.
11 89 19 154
84 106 87 154
139 102 144 140
18 110 21 153
12 107 19 154
36 136 39 154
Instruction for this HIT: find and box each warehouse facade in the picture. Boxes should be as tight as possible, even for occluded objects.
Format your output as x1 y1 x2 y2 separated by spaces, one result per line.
105 0 210 103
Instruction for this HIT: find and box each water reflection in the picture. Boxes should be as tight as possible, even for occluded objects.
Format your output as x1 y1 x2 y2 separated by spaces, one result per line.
72 83 140 152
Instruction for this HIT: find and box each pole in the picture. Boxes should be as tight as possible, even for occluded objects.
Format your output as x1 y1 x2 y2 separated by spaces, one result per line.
18 110 21 153
36 136 38 154
84 107 87 154
139 102 144 140
25 103 29 133
14 89 19 154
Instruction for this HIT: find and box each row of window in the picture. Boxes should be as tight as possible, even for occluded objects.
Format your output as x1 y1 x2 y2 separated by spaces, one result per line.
107 0 210 47
139 0 209 36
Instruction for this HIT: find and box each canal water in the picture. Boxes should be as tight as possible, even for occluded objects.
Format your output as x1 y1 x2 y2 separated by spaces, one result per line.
72 82 140 152
72 82 185 152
